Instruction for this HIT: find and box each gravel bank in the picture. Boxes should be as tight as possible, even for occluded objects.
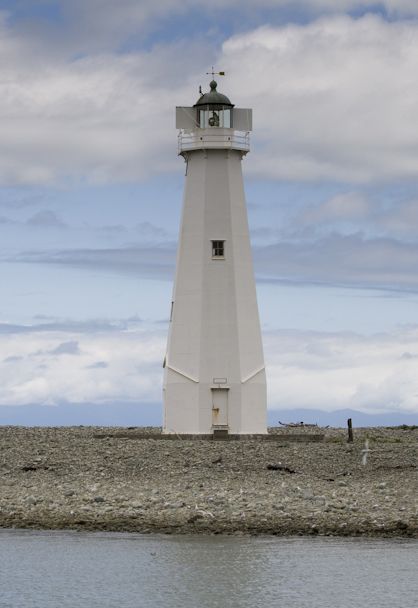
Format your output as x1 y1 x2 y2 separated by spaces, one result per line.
0 426 417 537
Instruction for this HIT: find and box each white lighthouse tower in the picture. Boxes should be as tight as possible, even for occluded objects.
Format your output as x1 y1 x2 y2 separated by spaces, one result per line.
163 76 267 435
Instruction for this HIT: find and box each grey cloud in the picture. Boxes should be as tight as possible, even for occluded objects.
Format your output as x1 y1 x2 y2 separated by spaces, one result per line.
10 233 418 293
3 355 24 363
0 324 36 335
27 210 66 228
102 224 127 234
0 193 46 209
400 352 418 360
99 222 169 240
0 216 17 225
295 194 418 242
135 222 168 240
251 226 281 241
254 234 418 292
50 341 80 355
225 16 418 183
378 200 418 237
0 318 141 335
86 361 108 369
16 2 418 56
11 244 176 279
0 13 190 186
300 193 371 225
3 12 418 187
0 210 66 229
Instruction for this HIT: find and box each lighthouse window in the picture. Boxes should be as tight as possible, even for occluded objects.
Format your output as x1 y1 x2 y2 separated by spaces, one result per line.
198 108 231 128
212 240 225 258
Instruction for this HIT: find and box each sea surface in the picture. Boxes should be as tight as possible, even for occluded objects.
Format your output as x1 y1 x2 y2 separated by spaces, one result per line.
0 530 417 608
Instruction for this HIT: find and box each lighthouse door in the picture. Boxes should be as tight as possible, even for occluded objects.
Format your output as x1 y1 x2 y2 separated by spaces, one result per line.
211 388 229 429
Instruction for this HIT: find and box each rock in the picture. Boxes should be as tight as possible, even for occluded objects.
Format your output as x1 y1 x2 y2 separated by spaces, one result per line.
187 513 204 523
267 464 295 473
93 496 105 503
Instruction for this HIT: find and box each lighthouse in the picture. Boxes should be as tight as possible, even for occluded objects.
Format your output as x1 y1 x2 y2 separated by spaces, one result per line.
163 76 267 435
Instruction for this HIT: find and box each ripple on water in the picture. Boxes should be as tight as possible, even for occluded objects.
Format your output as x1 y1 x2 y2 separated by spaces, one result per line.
0 530 417 608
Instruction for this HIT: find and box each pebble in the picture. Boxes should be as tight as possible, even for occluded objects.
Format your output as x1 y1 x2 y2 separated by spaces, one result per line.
0 425 416 537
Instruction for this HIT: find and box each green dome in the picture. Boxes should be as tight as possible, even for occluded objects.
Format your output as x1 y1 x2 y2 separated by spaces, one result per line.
194 80 233 107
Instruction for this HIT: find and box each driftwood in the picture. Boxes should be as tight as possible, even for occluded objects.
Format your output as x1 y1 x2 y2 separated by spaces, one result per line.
279 421 318 428
266 463 296 473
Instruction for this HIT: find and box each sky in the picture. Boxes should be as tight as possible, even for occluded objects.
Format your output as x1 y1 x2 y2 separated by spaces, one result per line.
1 0 418 425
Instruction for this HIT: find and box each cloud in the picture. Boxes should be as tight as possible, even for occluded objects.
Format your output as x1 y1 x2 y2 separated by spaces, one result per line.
0 318 143 334
3 355 23 363
265 325 418 413
0 324 165 406
0 192 47 209
2 11 418 185
10 244 176 279
300 193 371 225
0 320 417 414
9 230 418 293
26 210 66 227
0 209 65 229
377 199 418 238
255 234 418 292
0 215 17 225
0 11 184 185
86 361 108 369
49 340 80 355
12 1 418 57
134 222 168 241
222 15 418 182
290 190 418 242
400 351 418 360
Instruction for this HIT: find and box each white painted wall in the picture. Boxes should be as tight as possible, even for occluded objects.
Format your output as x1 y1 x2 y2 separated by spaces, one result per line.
163 125 267 434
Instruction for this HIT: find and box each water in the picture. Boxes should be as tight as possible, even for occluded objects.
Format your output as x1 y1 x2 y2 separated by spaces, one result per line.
0 530 417 608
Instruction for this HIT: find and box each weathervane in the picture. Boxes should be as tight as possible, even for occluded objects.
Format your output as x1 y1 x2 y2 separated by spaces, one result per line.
199 67 226 96
206 66 225 78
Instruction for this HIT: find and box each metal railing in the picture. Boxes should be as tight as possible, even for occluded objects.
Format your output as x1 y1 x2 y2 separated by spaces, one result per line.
178 130 250 154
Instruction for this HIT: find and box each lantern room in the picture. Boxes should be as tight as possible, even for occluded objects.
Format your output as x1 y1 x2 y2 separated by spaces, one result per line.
175 80 253 154
194 80 234 128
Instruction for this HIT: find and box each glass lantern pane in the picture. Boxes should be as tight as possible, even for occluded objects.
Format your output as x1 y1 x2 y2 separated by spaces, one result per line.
222 109 231 128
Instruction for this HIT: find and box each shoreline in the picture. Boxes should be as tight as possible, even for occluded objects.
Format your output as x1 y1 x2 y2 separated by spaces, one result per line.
0 426 417 538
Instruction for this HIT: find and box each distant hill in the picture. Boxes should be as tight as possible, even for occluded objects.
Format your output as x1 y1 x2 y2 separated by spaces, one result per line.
0 402 162 427
0 402 416 428
268 408 418 428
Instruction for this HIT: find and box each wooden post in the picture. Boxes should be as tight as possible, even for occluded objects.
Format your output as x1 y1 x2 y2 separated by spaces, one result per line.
347 418 353 443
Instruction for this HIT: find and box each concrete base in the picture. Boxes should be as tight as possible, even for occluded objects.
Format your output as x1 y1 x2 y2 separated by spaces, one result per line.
93 432 325 442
